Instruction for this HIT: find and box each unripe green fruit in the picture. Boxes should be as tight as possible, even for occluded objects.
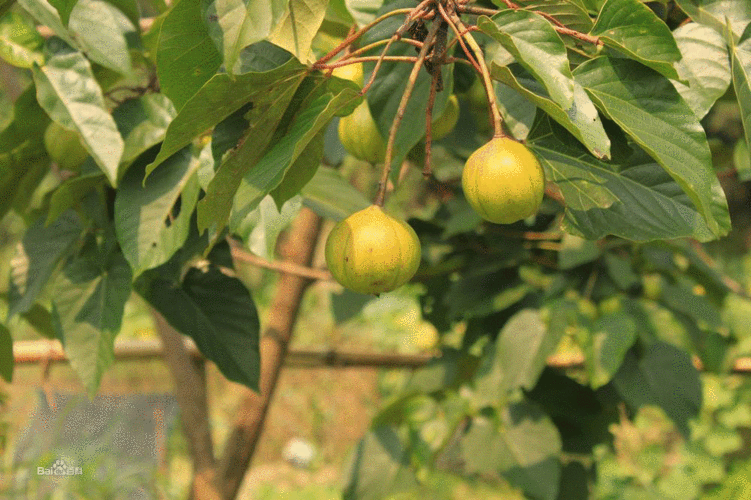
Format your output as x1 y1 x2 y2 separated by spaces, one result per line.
431 94 459 140
43 122 89 170
338 101 387 164
325 205 421 295
332 62 364 86
462 137 545 224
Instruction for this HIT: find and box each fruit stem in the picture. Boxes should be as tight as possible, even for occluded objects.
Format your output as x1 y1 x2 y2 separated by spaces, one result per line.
451 14 504 138
423 70 440 179
324 55 421 68
436 1 480 74
314 8 416 67
374 18 443 207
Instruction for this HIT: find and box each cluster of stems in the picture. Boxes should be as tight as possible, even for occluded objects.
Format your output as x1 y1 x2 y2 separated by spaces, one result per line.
311 0 600 208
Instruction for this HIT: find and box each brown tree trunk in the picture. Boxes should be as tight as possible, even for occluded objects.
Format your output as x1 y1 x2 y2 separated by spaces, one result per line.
217 207 322 499
153 310 221 500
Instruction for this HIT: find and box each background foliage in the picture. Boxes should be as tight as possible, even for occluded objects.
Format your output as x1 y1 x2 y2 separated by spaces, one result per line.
1 0 751 498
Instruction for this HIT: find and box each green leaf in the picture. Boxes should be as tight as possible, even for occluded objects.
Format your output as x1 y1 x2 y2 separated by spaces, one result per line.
671 23 731 119
268 0 328 64
270 130 324 208
16 0 76 46
344 0 381 26
479 10 575 110
613 341 702 436
7 210 83 318
52 247 131 396
136 250 261 390
702 460 751 500
299 165 370 221
497 309 561 391
723 294 751 341
68 0 135 75
48 0 76 25
196 73 304 238
674 0 751 39
0 11 44 68
147 52 305 176
516 0 593 33
660 278 722 329
730 34 751 175
492 64 610 159
586 311 637 388
331 287 374 324
529 118 722 242
201 0 288 75
591 0 682 80
461 401 561 500
230 88 360 231
342 426 419 500
32 41 124 186
495 81 537 141
46 169 106 225
0 323 12 382
604 253 639 290
20 303 56 339
115 147 201 278
574 56 729 239
112 93 177 167
156 0 221 110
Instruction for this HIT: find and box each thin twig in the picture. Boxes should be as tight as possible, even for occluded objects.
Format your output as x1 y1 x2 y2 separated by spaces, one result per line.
375 18 443 206
451 13 504 138
324 55 421 68
229 244 332 281
423 70 440 179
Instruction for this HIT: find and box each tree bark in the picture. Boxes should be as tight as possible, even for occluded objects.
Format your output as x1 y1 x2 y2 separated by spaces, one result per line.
152 310 221 500
217 207 322 500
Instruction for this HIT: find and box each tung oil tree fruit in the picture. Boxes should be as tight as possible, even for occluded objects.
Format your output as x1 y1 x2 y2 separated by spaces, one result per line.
325 205 421 295
332 62 364 86
338 100 388 164
430 94 460 140
462 136 545 224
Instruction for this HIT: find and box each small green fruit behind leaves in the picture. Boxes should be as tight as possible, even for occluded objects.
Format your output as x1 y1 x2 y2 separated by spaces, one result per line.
431 94 460 140
337 100 387 164
462 136 545 224
43 122 89 171
325 205 421 295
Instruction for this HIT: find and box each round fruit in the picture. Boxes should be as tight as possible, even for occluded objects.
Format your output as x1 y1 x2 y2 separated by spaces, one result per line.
462 137 545 224
338 101 387 164
332 62 364 86
431 94 460 140
325 205 421 295
43 122 89 170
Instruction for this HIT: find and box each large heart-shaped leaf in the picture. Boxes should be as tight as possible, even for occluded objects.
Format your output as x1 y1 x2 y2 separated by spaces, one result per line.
136 244 261 390
574 56 729 239
529 118 724 242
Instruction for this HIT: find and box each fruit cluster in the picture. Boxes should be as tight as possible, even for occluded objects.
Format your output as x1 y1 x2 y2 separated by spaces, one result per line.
325 64 546 295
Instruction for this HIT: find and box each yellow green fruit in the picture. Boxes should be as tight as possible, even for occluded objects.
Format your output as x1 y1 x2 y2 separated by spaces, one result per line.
430 94 460 140
338 101 387 164
325 205 421 295
462 137 545 224
332 62 364 86
43 122 89 170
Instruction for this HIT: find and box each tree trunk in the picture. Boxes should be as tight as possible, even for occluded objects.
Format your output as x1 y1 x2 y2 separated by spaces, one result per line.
217 207 322 499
